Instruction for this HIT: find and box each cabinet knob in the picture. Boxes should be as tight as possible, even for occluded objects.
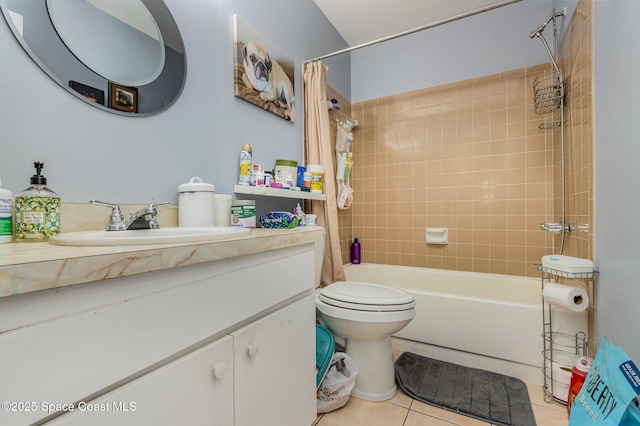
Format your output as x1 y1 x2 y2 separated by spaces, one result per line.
213 361 229 379
247 341 260 357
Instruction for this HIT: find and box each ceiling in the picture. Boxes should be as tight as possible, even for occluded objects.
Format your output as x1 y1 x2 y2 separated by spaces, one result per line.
312 0 518 47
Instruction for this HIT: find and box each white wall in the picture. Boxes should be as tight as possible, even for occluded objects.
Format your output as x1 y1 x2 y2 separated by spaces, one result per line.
0 0 349 208
350 0 556 103
593 0 640 361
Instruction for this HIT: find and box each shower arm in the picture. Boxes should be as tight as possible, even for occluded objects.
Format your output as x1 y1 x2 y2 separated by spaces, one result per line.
533 31 561 79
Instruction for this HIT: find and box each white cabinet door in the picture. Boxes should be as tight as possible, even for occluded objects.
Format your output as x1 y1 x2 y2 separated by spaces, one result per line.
232 295 316 426
48 336 234 426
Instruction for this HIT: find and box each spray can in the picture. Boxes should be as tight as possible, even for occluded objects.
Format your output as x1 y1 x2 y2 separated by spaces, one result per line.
351 238 361 264
238 143 252 185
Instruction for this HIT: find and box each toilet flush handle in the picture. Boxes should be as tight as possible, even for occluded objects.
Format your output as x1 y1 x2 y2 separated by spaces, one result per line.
247 341 260 357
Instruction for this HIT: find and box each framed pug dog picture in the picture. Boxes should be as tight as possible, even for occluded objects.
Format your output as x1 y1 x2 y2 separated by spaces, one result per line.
109 83 138 113
233 15 296 123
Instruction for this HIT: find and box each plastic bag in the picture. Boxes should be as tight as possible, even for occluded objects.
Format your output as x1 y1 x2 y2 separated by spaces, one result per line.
569 336 640 425
337 182 353 209
317 352 359 413
335 119 355 210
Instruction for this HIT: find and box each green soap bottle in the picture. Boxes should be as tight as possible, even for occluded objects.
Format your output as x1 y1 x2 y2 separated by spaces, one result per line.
15 162 61 241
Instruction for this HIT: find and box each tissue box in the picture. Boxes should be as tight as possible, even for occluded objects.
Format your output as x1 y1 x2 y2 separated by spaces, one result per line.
541 255 593 274
259 212 300 229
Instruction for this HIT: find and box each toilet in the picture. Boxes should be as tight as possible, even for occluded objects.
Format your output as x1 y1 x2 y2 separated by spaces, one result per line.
313 234 415 401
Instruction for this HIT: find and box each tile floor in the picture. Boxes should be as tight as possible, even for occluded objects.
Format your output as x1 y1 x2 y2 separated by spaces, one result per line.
313 382 568 426
314 350 569 426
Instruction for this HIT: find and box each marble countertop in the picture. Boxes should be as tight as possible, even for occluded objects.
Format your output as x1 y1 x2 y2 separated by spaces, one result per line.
0 227 324 298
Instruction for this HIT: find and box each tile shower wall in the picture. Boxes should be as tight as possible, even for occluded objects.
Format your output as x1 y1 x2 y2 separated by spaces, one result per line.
348 65 559 277
557 0 595 351
558 0 594 264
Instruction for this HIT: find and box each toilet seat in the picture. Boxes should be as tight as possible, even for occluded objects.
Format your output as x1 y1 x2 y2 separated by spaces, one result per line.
319 281 415 312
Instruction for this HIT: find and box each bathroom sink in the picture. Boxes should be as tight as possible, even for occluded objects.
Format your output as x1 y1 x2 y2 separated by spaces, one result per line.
50 227 251 246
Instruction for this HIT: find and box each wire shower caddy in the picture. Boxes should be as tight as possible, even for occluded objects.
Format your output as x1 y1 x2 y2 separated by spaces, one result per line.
533 73 564 130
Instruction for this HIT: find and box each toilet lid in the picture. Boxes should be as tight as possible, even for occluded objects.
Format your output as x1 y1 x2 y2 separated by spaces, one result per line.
319 281 415 312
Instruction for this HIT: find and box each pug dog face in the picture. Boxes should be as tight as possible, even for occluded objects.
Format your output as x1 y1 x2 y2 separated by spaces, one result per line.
244 42 272 84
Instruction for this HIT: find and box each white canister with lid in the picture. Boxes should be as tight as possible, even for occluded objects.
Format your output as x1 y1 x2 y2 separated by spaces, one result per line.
178 177 215 227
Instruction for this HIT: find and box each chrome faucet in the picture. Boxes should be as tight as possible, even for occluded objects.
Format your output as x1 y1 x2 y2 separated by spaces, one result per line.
90 200 169 231
125 203 170 230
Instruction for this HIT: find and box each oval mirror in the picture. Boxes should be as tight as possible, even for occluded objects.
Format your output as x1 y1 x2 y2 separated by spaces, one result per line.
0 0 186 116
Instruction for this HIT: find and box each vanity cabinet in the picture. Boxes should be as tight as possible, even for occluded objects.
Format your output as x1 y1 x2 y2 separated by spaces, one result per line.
232 295 315 425
49 337 236 425
0 242 318 426
49 295 316 426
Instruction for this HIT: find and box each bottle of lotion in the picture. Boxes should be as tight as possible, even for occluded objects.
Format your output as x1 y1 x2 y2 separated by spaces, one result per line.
15 162 61 241
351 238 361 264
0 177 12 243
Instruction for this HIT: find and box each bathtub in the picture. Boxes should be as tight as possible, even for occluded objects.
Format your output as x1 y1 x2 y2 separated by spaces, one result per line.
343 263 587 384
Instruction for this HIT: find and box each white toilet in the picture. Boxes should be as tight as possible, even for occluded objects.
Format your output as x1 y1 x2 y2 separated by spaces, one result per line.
313 235 415 401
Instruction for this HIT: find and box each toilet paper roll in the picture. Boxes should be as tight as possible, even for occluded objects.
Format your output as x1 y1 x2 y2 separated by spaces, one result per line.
552 363 573 402
542 283 589 312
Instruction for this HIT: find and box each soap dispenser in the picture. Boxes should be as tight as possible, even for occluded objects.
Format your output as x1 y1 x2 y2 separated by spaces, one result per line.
15 162 61 241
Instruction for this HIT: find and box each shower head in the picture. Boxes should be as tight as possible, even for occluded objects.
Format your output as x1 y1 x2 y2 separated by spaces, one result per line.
530 8 566 38
529 23 547 38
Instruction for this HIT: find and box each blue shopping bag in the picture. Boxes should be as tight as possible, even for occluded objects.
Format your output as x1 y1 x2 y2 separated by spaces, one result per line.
569 336 640 425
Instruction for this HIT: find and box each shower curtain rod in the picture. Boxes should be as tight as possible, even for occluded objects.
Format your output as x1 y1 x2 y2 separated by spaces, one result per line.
303 0 522 64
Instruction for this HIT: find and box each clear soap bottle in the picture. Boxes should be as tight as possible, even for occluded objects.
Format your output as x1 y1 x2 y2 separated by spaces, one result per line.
15 162 61 241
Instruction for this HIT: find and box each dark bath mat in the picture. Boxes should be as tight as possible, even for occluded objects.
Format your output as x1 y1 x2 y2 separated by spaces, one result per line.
395 352 536 426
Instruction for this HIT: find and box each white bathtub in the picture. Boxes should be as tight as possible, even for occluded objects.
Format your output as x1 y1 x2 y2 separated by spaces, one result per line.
343 263 587 384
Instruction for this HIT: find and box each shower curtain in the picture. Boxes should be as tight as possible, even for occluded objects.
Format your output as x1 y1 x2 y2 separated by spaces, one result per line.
303 61 345 286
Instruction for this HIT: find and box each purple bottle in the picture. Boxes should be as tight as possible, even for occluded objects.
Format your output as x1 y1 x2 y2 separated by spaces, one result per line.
351 238 361 264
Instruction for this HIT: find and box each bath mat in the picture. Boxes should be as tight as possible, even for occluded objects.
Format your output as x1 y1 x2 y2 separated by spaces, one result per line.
395 352 536 426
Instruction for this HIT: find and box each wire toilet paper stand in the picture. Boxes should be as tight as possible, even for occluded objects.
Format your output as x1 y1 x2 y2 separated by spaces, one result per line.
538 264 595 404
